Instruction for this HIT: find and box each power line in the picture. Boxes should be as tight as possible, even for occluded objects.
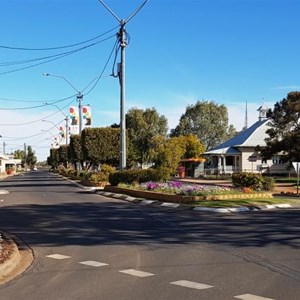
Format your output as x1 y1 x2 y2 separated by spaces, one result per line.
83 38 119 95
0 35 116 76
0 95 76 111
0 26 119 51
0 34 116 67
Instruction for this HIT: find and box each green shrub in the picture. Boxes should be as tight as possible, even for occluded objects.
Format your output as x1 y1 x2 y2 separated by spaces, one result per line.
108 169 163 186
232 172 274 191
262 176 275 191
57 165 66 175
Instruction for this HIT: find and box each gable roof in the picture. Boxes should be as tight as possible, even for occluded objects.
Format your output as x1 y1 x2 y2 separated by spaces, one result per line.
205 119 270 155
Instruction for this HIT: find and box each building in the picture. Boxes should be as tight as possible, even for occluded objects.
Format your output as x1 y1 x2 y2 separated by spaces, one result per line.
0 154 22 174
204 105 291 176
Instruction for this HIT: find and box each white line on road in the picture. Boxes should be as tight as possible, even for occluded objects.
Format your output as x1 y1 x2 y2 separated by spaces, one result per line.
161 202 180 208
46 254 71 260
119 269 155 277
170 280 213 290
140 200 156 205
234 294 276 300
79 261 109 267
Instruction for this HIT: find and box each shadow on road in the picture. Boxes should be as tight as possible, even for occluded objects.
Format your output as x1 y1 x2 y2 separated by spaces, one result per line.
0 201 299 249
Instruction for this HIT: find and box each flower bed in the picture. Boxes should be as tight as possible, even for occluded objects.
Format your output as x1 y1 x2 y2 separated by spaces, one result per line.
105 181 273 203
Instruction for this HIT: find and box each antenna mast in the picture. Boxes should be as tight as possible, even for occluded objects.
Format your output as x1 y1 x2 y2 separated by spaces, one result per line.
97 0 149 170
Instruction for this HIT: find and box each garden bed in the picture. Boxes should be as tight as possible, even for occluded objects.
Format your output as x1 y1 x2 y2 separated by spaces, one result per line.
104 186 273 204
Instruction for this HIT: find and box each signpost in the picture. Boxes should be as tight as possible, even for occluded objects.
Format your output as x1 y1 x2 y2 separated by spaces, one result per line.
292 162 300 195
248 155 257 173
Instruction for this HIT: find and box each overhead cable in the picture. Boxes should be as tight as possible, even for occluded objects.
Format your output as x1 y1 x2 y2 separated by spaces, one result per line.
0 26 119 51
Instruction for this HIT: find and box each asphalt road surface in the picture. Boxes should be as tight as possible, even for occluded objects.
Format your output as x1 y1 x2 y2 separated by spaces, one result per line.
0 170 299 300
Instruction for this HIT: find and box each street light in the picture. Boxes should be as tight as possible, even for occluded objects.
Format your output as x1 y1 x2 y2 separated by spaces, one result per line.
42 118 68 145
41 130 59 148
42 119 60 130
41 129 57 138
43 73 83 133
43 102 69 145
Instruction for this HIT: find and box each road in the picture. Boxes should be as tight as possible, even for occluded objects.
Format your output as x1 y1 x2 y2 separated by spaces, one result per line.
0 170 299 300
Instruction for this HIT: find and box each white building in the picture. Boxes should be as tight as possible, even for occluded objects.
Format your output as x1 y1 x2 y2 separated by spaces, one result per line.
0 154 22 174
204 106 291 176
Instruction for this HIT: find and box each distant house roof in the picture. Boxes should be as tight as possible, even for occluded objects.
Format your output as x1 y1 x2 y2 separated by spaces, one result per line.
205 119 270 155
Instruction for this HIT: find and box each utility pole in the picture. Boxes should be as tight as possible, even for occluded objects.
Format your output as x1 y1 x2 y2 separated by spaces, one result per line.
65 117 69 145
119 21 127 170
3 142 6 155
24 143 27 171
77 92 83 134
97 0 149 170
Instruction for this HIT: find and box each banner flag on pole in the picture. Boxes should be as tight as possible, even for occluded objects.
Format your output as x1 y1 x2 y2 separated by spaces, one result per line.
82 105 92 129
69 106 79 134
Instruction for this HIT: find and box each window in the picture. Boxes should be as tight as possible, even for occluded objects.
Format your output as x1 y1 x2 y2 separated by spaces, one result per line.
272 155 284 164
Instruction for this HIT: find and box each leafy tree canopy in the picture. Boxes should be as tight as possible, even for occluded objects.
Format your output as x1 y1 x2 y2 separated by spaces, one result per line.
126 107 168 167
152 134 205 175
25 145 37 168
170 100 237 151
261 91 300 162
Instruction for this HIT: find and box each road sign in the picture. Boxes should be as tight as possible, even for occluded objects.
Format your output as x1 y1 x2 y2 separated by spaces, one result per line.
292 162 300 174
248 155 257 162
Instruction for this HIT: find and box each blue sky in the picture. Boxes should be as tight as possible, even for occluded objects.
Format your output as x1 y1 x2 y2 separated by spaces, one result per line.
0 0 299 161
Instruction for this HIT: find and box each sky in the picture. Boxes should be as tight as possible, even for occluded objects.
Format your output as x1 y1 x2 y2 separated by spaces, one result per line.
0 0 300 161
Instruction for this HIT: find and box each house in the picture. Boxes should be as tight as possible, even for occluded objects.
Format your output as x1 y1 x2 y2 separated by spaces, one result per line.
204 105 291 176
0 154 22 174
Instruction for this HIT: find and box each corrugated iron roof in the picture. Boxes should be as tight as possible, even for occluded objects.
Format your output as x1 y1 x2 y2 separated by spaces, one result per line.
205 119 270 154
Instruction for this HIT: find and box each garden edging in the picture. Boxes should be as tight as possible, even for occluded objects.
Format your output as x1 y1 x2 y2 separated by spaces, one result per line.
104 185 273 203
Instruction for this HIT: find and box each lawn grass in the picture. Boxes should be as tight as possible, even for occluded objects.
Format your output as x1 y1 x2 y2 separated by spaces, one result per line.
194 197 298 208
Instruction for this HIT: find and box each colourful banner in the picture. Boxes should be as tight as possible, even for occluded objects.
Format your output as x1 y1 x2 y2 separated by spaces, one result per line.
82 105 92 128
69 106 79 134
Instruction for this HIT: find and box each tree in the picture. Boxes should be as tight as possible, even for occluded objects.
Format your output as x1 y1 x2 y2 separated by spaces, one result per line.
170 100 237 151
81 127 120 168
13 149 25 160
152 134 205 178
69 134 83 169
25 146 37 169
126 107 168 167
260 91 300 162
58 145 68 168
48 148 59 169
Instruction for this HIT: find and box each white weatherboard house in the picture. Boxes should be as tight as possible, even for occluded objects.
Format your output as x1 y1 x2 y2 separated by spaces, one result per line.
204 105 291 175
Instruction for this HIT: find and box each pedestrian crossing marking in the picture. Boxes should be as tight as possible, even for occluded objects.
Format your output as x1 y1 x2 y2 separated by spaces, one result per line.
234 294 276 300
119 269 154 277
46 254 71 260
79 260 109 267
170 280 213 290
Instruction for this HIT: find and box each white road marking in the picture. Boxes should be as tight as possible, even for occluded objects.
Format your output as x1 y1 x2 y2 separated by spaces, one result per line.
276 204 291 208
0 190 9 194
46 254 71 260
119 269 154 277
170 280 213 290
125 196 137 201
79 260 108 267
103 192 113 196
234 294 276 300
140 200 156 205
266 205 275 209
161 202 180 208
